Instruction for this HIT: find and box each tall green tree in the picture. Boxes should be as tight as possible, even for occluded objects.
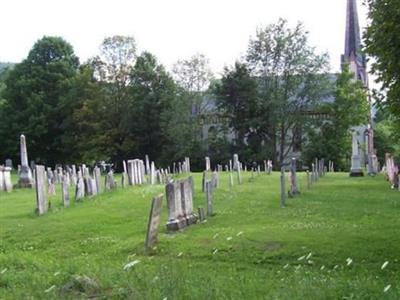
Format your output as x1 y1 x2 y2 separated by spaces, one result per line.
302 65 369 170
214 62 261 162
129 52 177 164
171 53 214 167
364 0 400 125
0 36 79 164
74 35 138 163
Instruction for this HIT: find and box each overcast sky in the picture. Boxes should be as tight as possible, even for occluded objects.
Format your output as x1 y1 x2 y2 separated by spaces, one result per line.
0 0 369 77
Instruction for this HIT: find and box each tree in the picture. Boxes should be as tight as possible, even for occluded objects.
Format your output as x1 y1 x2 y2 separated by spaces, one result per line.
364 0 400 123
171 54 215 167
0 36 79 164
128 52 177 164
245 19 330 165
302 65 369 170
76 35 138 164
214 62 261 162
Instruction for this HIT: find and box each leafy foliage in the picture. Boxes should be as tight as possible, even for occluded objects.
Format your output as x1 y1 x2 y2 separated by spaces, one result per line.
364 0 400 127
302 65 369 170
0 36 79 164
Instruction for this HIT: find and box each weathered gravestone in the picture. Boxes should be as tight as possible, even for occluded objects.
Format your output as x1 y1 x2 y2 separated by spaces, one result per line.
5 159 12 169
0 167 4 191
145 194 164 251
35 165 48 215
93 166 102 193
289 158 300 196
206 181 213 216
75 173 85 201
166 181 186 230
62 174 70 207
205 157 211 171
105 170 116 190
350 131 364 177
280 167 286 207
18 134 33 188
1 167 13 192
47 168 56 196
180 178 197 225
198 207 206 222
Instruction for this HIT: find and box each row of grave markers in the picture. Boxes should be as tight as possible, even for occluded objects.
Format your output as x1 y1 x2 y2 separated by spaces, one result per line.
280 157 330 207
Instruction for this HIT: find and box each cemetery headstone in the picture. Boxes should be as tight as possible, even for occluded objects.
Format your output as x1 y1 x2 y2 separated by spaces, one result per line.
198 207 206 222
18 134 33 188
280 167 286 207
145 194 164 251
166 181 186 230
62 175 70 207
5 159 12 169
350 131 364 177
35 165 48 215
206 181 213 216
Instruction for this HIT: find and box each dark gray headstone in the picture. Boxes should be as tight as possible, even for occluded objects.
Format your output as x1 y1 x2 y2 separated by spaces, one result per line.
145 194 163 251
5 159 12 169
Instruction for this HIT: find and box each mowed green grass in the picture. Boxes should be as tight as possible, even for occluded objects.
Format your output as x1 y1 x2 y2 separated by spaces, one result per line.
0 171 399 299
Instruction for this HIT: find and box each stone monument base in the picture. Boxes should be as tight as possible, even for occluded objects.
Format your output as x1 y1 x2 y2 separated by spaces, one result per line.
166 218 187 231
349 170 364 177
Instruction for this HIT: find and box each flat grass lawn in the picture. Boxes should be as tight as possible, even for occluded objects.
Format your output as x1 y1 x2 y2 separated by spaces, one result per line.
1 171 399 299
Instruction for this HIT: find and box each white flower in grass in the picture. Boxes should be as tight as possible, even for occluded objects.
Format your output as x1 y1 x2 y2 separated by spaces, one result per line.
306 252 312 259
236 231 243 236
383 285 391 293
44 285 56 293
381 261 389 270
226 237 232 241
346 258 353 266
297 256 305 261
177 252 183 257
123 260 140 271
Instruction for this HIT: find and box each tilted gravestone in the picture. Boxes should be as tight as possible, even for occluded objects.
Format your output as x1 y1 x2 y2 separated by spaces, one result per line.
35 165 48 215
145 194 164 251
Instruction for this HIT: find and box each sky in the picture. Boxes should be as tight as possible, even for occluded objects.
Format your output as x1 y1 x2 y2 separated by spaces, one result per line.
0 0 370 77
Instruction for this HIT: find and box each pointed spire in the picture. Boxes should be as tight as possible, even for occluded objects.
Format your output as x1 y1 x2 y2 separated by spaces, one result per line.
342 0 367 86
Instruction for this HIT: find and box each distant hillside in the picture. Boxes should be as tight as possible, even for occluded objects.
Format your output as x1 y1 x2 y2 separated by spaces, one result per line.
0 62 15 74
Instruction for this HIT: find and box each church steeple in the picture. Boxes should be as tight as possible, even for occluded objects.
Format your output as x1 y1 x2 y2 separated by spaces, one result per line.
341 0 367 87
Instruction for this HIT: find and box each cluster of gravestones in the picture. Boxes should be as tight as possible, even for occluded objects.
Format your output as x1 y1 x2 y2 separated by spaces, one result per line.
384 153 400 191
280 157 330 207
33 164 115 215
